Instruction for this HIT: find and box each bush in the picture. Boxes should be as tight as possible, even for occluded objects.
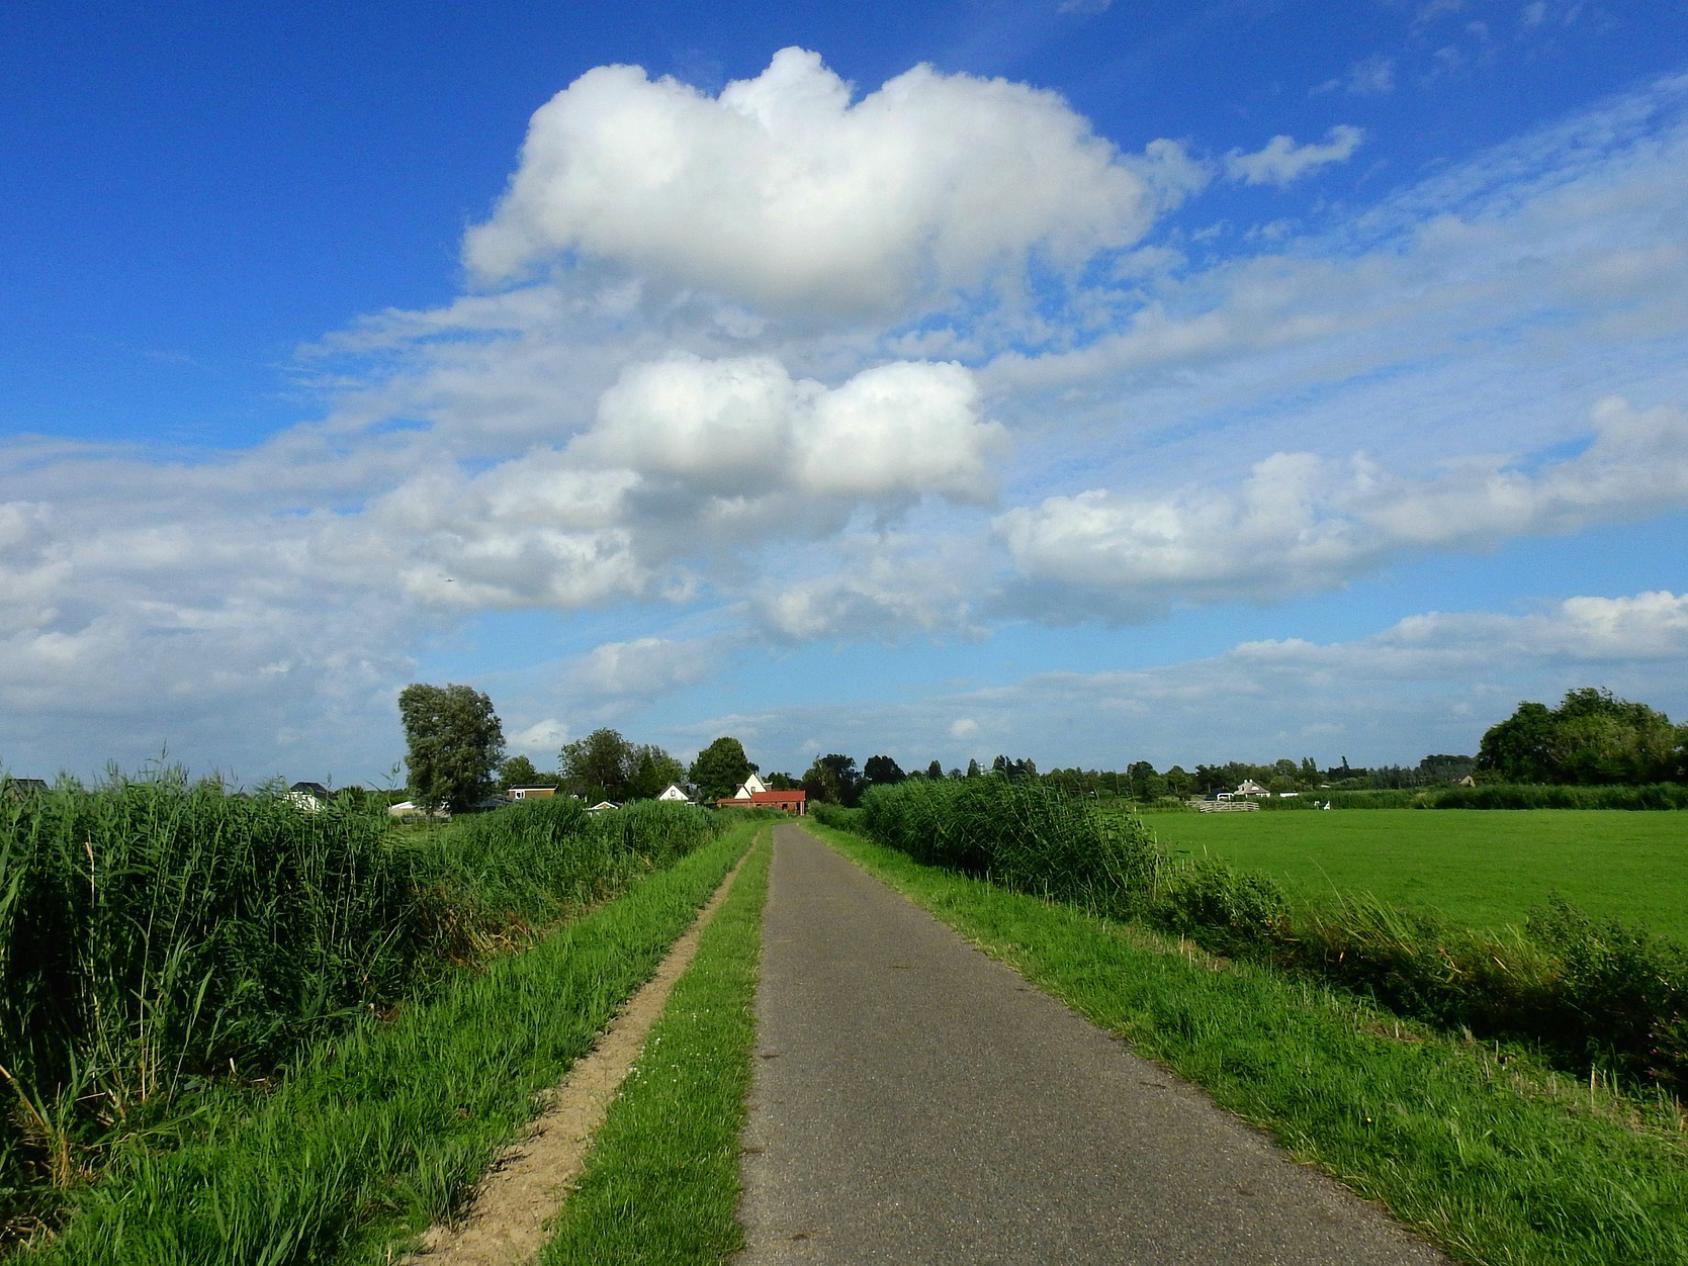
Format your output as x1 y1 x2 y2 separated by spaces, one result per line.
810 803 864 833
859 778 1160 916
1148 860 1289 955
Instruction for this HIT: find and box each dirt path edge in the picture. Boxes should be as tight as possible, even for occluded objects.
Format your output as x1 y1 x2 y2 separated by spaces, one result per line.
403 831 762 1266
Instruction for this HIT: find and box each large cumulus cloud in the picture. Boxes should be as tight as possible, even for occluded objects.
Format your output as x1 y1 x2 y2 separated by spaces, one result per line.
464 47 1199 315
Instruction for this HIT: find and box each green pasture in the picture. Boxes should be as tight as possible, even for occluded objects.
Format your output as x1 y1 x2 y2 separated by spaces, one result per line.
1143 809 1688 940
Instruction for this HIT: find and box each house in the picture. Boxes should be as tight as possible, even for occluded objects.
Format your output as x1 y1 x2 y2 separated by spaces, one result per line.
509 786 556 801
288 781 334 812
587 800 620 813
731 772 770 799
1234 779 1270 798
657 783 691 802
716 788 807 816
2 777 48 804
1455 775 1477 787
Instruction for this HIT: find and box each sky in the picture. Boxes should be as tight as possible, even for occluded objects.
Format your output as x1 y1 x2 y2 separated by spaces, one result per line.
3 0 1687 786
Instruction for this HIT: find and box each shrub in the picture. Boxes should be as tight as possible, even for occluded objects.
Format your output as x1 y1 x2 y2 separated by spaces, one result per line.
1148 860 1289 955
859 778 1160 916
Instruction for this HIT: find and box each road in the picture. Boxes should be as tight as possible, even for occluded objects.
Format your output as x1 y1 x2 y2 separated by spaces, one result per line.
736 823 1445 1265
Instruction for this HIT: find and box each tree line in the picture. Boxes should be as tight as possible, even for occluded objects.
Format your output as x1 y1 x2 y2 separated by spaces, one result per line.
397 683 1688 814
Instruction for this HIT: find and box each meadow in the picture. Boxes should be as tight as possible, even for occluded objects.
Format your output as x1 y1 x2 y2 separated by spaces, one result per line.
1144 809 1688 940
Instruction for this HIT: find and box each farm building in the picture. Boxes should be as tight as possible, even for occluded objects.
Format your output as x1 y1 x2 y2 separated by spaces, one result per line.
732 772 770 799
717 788 807 815
657 783 691 802
1234 779 1270 797
508 786 556 800
1 777 48 803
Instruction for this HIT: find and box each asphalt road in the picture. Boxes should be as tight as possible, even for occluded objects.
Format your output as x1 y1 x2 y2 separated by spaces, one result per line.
736 823 1446 1265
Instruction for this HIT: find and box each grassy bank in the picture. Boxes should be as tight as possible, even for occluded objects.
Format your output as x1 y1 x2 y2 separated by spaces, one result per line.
542 828 772 1265
1 775 721 1240
848 780 1688 1092
807 821 1688 1266
1145 809 1688 939
13 818 754 1264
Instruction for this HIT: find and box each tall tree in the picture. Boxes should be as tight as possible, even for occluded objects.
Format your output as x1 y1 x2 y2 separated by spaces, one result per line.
398 683 505 813
689 736 755 802
498 754 559 790
803 753 862 806
862 754 907 787
560 728 638 802
628 744 686 800
926 760 944 780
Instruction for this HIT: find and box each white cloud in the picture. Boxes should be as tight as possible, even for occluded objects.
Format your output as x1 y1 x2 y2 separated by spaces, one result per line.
510 718 570 753
752 533 983 641
1225 125 1365 186
562 636 717 700
653 590 1688 772
464 47 1193 316
995 398 1688 620
585 354 1004 503
1312 55 1396 98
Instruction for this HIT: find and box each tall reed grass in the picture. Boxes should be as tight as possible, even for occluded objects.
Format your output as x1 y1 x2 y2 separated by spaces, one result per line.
854 778 1688 1091
0 774 719 1240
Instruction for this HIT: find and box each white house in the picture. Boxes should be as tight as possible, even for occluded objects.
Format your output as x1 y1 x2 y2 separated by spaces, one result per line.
1235 779 1270 797
657 783 691 802
288 781 333 812
732 772 769 799
587 800 620 813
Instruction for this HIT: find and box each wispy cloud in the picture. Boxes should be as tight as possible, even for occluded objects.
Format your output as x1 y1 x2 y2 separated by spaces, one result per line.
1225 125 1365 186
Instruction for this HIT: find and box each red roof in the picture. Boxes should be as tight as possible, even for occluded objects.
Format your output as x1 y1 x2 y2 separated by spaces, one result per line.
749 789 806 804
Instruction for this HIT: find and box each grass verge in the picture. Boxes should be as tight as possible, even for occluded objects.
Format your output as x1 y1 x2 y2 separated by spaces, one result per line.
19 821 758 1266
541 828 772 1265
806 821 1688 1266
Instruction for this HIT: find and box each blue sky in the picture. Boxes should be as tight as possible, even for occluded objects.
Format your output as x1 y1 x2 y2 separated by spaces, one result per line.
3 0 1687 784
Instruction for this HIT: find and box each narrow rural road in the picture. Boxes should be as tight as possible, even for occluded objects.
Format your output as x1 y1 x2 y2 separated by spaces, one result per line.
737 823 1446 1265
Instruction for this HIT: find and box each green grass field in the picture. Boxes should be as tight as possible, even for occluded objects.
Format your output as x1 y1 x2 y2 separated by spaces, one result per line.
1143 809 1688 940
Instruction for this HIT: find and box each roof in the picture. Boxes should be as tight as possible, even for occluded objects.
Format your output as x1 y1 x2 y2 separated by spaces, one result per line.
749 789 806 803
290 781 333 799
3 777 49 801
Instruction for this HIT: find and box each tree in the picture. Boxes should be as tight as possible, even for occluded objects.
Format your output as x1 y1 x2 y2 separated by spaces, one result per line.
628 744 685 800
498 754 559 791
965 758 981 778
926 760 944 780
1478 689 1678 785
398 683 505 813
1163 765 1194 799
689 736 755 803
862 754 907 787
803 753 861 806
560 728 637 803
766 771 800 790
1125 760 1158 801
